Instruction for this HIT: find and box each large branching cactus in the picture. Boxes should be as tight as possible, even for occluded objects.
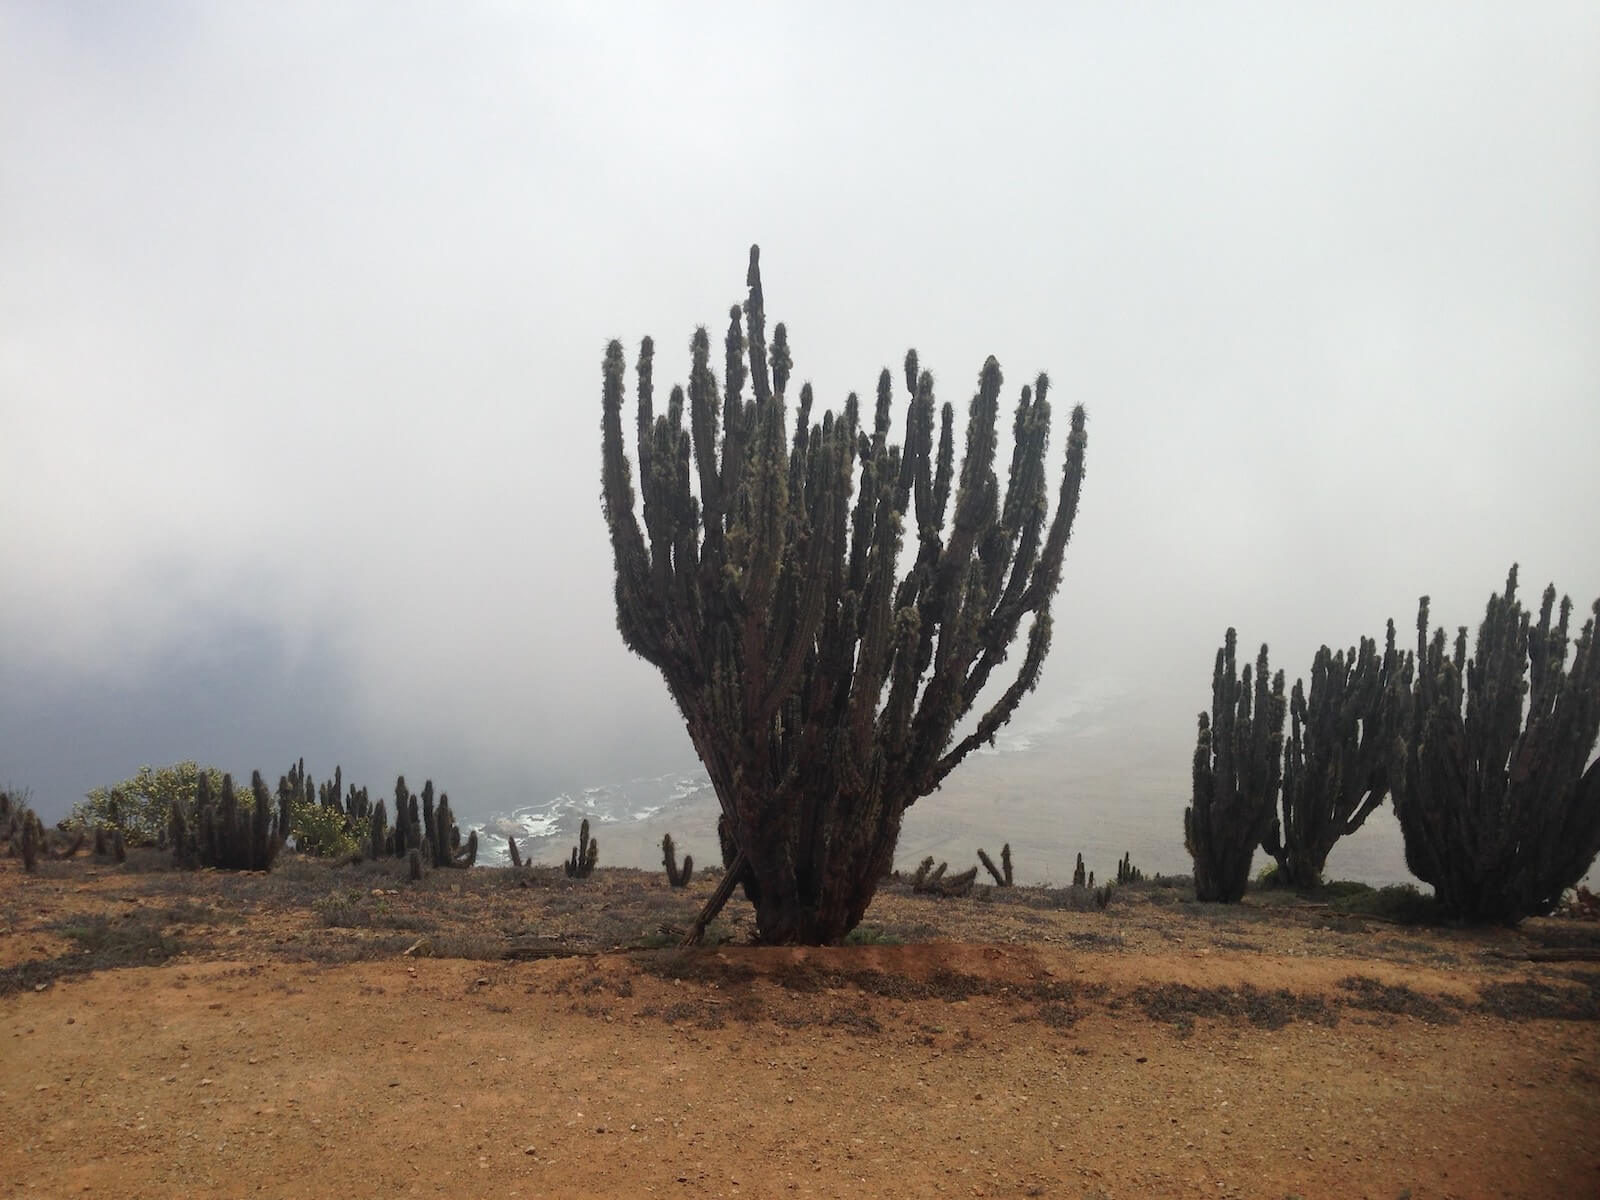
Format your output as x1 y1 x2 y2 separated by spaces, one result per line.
1186 631 1286 902
1263 627 1405 887
600 246 1088 944
1392 566 1600 922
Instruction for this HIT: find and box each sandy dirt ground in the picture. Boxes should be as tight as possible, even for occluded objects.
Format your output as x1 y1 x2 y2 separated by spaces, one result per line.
2 854 1598 1199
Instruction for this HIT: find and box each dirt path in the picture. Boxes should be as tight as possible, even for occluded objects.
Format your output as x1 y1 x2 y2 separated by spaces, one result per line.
5 942 1598 1199
4 856 1600 1198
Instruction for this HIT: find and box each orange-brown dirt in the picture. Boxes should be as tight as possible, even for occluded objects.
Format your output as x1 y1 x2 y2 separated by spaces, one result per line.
2 852 1598 1199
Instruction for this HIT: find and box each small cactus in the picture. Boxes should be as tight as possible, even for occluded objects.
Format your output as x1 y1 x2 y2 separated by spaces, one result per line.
408 847 424 881
977 844 1014 887
662 834 694 888
507 836 523 869
1071 853 1086 889
368 802 387 861
911 857 978 897
565 818 598 879
19 810 39 872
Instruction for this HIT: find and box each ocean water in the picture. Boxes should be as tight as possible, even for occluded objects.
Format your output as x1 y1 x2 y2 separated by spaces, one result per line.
465 682 1592 892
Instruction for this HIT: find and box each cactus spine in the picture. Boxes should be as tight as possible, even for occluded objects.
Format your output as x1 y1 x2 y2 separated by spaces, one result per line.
1392 567 1600 922
1186 631 1286 903
600 246 1088 944
1263 629 1404 887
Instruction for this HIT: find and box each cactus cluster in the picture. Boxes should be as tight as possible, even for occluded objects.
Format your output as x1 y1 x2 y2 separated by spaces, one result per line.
1392 568 1600 922
1263 630 1404 888
1115 852 1143 886
366 776 477 871
565 818 598 879
1191 566 1599 921
156 761 477 875
600 246 1088 944
90 825 126 864
170 771 289 871
977 843 1013 887
910 856 978 898
661 834 693 888
3 791 84 870
1185 631 1287 903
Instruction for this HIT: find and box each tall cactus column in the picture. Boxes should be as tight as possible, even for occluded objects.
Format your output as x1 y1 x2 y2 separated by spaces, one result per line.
1186 630 1286 902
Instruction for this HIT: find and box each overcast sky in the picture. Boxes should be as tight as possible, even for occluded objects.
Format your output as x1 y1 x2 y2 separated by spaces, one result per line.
4 2 1598 822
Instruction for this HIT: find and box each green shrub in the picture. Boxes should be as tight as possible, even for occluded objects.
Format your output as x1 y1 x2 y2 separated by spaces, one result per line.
69 763 227 847
1329 883 1439 925
291 797 361 858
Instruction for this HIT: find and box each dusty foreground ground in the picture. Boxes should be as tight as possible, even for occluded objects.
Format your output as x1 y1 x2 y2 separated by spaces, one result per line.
2 855 1598 1199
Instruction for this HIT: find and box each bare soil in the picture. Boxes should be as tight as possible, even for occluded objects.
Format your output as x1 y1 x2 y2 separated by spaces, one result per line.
2 852 1598 1199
